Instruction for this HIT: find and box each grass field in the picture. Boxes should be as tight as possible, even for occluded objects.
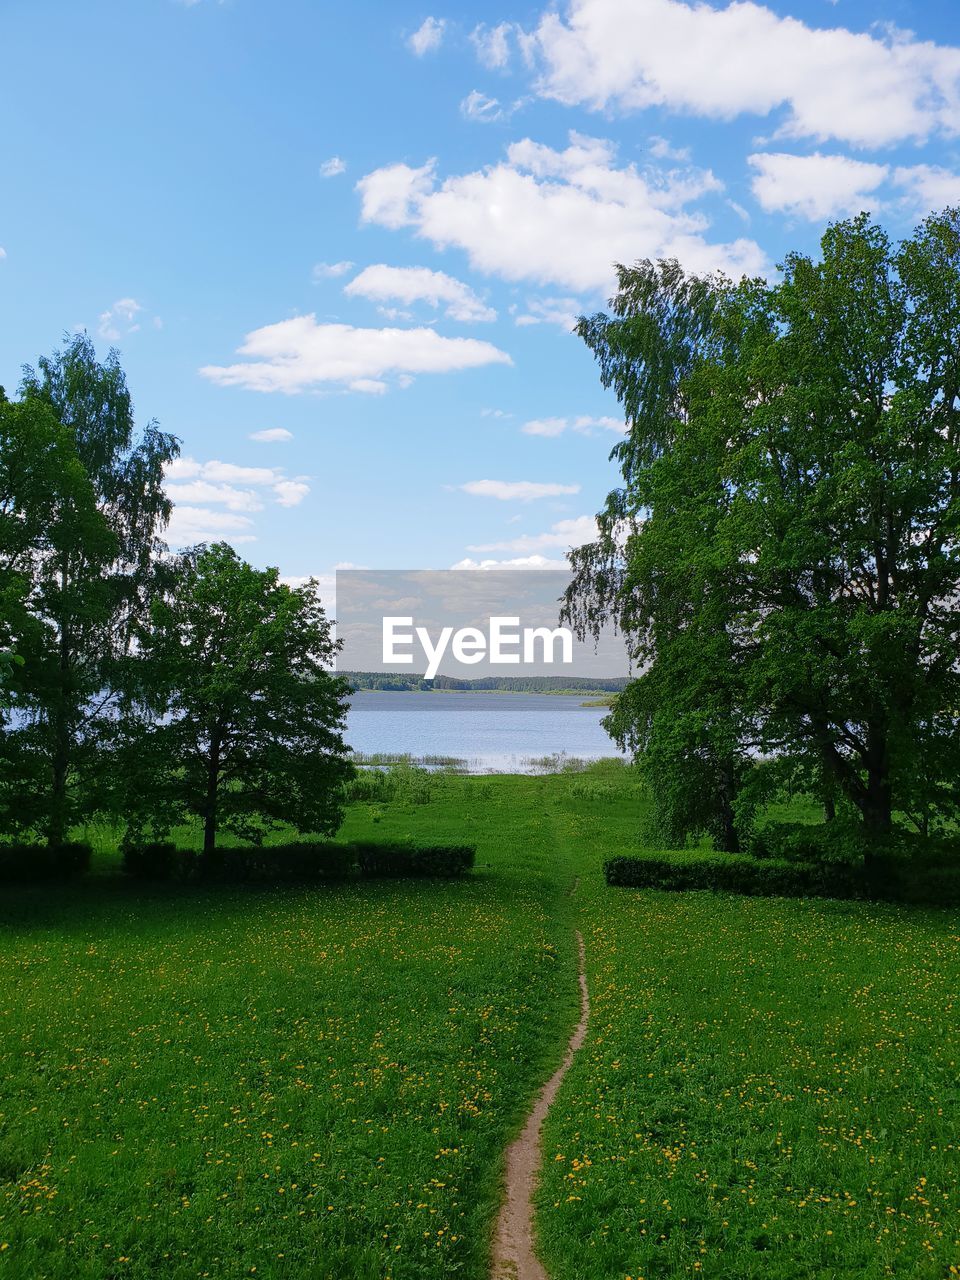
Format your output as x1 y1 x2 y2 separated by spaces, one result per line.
1 764 959 1279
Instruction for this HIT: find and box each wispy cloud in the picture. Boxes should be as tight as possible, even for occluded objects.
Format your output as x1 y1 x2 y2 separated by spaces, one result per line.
458 479 580 501
408 16 445 56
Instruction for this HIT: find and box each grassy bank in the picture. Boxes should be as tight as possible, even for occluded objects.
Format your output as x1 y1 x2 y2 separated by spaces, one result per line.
1 764 958 1278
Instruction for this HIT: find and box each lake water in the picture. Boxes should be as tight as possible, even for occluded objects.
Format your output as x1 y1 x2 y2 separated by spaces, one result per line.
344 690 624 772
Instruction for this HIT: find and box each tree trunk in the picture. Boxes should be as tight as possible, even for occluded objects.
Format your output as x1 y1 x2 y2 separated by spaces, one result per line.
47 618 72 849
201 739 221 874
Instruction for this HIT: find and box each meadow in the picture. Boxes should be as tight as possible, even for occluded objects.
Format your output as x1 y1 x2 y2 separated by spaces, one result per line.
1 764 958 1279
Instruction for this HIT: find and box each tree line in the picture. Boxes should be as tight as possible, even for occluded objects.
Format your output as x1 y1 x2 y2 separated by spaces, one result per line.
0 335 352 863
565 210 960 861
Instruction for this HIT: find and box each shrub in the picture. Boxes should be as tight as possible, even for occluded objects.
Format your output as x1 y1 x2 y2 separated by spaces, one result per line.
603 850 860 900
121 842 198 881
218 842 356 882
748 820 867 864
356 842 475 878
0 842 91 883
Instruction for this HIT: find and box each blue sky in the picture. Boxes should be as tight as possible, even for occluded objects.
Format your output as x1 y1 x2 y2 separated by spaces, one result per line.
2 0 959 600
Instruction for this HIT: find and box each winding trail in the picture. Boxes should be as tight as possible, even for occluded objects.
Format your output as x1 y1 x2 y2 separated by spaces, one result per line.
491 929 590 1280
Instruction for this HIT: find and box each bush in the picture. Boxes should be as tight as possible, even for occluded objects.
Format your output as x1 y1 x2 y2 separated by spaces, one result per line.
219 842 356 882
748 820 867 864
122 842 198 881
0 842 91 883
604 850 860 900
356 842 475 878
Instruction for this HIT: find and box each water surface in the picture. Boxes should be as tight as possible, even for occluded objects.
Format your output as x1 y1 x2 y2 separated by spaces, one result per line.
344 690 622 772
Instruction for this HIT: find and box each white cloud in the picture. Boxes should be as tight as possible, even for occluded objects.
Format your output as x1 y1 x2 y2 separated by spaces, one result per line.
358 132 766 293
165 456 311 546
522 414 625 436
459 479 581 501
320 156 346 178
313 260 354 280
98 297 143 341
451 554 572 570
344 264 496 322
408 16 445 56
249 427 294 442
467 514 598 552
892 163 960 212
460 90 507 123
471 22 513 69
514 296 582 329
648 136 691 163
164 479 265 512
273 479 311 507
200 315 511 394
747 153 960 221
0 247 6 261
749 152 890 220
166 506 257 547
522 0 960 148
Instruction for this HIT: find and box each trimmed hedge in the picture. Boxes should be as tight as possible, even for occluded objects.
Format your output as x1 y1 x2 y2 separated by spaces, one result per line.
220 842 356 883
0 842 92 883
120 840 477 883
604 850 860 899
356 842 475 879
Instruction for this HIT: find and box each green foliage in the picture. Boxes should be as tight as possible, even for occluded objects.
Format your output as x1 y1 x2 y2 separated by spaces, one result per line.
567 211 960 856
116 542 354 858
355 841 476 877
120 841 197 881
0 335 178 845
0 841 91 882
604 849 860 899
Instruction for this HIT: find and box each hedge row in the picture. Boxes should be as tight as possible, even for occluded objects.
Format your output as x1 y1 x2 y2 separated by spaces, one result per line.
0 842 92 882
604 846 960 904
604 850 860 899
121 840 475 883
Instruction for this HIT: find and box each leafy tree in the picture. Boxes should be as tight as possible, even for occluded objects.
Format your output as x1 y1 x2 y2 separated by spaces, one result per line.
119 542 353 863
567 211 960 854
0 336 178 845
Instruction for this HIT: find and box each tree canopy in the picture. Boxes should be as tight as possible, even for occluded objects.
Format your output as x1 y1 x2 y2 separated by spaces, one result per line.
566 210 960 853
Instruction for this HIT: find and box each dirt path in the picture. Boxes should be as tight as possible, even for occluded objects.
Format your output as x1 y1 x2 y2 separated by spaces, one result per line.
491 929 590 1280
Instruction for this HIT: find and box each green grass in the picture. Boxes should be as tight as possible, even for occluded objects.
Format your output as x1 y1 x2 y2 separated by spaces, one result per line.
2 763 959 1279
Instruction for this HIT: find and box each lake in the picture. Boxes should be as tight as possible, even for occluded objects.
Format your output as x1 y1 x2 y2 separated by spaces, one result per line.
344 690 624 772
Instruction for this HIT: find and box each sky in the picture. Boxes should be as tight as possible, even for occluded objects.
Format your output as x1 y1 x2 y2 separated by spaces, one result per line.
2 0 960 603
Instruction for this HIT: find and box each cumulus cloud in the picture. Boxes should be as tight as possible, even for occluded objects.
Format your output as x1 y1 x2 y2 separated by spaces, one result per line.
514 296 583 329
319 156 346 178
521 0 960 148
408 16 445 56
344 264 495 322
249 427 294 442
458 479 581 501
165 506 256 547
749 152 890 220
312 260 354 280
164 456 311 547
358 131 766 293
522 414 625 436
466 514 598 552
748 153 960 220
199 315 511 394
892 163 960 213
451 554 573 570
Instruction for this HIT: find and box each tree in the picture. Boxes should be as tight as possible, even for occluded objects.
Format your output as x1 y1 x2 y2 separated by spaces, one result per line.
567 211 960 853
119 542 354 863
0 335 178 845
